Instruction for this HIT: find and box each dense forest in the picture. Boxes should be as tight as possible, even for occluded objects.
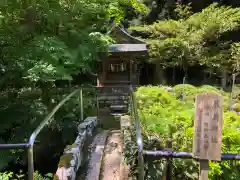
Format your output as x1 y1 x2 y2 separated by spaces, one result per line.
126 1 240 87
0 0 240 179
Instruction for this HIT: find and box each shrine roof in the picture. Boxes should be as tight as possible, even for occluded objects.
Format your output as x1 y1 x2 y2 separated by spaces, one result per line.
107 24 147 53
108 44 147 52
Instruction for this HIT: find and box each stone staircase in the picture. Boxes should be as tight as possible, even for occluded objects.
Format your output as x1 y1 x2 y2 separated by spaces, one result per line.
96 86 130 116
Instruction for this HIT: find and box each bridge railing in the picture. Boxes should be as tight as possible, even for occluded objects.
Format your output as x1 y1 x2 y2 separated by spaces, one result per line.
129 85 240 180
0 87 98 180
0 85 137 180
129 86 144 180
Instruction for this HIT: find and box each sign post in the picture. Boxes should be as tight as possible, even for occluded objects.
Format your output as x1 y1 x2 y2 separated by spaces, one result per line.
193 93 223 180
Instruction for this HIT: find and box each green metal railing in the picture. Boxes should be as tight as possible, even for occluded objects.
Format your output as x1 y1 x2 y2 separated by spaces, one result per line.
0 85 134 179
0 88 89 180
27 89 84 180
129 86 144 180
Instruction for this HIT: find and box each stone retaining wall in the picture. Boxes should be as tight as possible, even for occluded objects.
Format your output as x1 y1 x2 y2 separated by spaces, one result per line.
54 117 98 180
120 115 131 180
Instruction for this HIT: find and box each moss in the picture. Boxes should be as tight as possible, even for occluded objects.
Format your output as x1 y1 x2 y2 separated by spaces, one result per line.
64 143 78 151
121 115 130 118
53 174 60 180
232 103 240 112
57 154 73 168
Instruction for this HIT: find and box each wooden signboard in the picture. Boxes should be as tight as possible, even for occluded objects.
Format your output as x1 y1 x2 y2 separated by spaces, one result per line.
193 92 223 161
193 92 223 180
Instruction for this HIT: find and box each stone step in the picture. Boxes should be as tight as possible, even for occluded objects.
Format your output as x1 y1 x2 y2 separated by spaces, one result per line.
110 105 128 110
97 94 129 98
98 100 128 106
96 87 130 94
110 113 126 117
98 95 129 101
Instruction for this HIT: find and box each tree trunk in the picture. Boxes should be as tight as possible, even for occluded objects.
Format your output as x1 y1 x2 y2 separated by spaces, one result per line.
172 67 175 84
155 63 166 85
40 81 53 111
184 69 188 84
221 69 228 89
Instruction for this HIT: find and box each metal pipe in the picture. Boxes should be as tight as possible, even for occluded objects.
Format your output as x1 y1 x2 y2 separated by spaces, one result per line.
80 89 84 121
28 89 80 145
166 137 172 180
28 89 80 179
0 143 29 149
144 150 240 160
129 86 144 180
28 145 34 180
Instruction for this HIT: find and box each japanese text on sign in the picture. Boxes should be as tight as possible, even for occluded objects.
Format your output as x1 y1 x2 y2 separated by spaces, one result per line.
193 93 223 161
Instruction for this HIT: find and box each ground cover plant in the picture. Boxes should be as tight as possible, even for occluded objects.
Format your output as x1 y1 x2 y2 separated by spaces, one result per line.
124 84 240 180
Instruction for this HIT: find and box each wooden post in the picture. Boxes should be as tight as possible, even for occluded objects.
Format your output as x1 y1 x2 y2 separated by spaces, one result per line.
166 136 172 180
193 93 223 180
129 59 132 84
199 160 209 180
103 60 107 85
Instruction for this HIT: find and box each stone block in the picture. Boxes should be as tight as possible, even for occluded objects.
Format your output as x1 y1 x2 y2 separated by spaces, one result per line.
54 116 98 180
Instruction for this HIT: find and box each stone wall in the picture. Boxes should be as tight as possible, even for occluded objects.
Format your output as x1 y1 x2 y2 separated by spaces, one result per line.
120 115 131 180
54 117 98 180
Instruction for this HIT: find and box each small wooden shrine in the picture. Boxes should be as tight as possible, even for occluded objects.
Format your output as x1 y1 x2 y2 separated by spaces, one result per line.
97 25 147 87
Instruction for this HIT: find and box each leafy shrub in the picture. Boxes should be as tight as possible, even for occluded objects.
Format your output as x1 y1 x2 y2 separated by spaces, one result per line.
173 84 230 110
0 171 52 180
125 85 240 180
0 172 13 180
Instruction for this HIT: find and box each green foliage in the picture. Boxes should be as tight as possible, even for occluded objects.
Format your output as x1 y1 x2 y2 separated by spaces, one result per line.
125 85 240 180
0 87 97 172
174 3 193 20
130 3 240 74
0 0 147 83
0 172 13 180
0 171 52 180
173 84 230 110
0 0 148 175
230 43 240 74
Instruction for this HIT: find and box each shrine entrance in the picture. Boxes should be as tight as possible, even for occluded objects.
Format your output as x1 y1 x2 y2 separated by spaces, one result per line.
98 54 143 86
97 25 147 87
106 60 130 83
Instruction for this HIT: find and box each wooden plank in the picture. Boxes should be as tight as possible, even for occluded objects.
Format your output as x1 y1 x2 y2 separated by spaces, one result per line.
129 59 132 83
193 92 223 180
193 92 223 161
199 160 209 180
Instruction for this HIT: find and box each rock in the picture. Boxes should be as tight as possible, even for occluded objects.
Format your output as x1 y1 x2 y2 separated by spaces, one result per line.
54 116 98 180
167 87 173 92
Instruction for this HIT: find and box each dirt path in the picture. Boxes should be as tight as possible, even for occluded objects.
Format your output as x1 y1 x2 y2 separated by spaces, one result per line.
100 130 122 180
